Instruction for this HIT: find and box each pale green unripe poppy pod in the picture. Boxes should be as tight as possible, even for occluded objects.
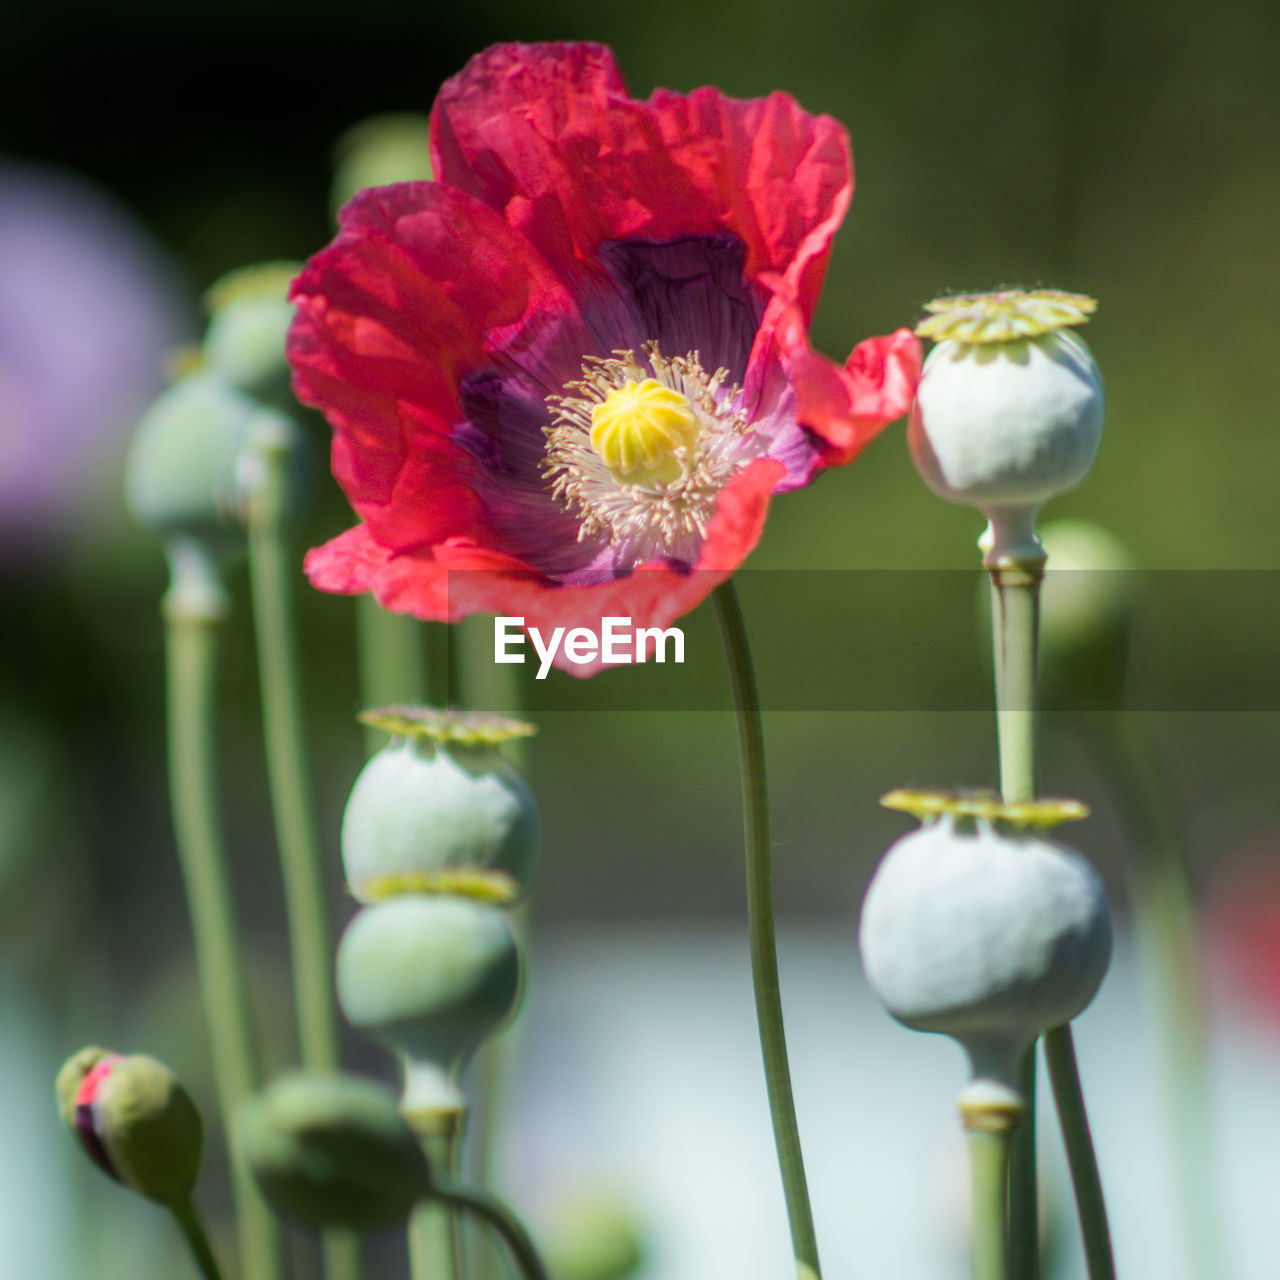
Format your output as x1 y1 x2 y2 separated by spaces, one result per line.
337 894 521 1070
125 372 264 552
342 736 538 904
859 810 1111 1084
910 290 1104 565
202 263 300 404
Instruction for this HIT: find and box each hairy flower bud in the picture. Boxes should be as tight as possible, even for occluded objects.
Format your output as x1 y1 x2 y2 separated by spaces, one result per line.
910 291 1104 566
56 1048 203 1204
344 707 538 905
337 894 521 1073
859 794 1112 1086
239 1072 431 1231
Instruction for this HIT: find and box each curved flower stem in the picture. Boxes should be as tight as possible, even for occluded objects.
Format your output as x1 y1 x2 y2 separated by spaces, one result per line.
1043 1026 1116 1280
1081 710 1221 1280
244 424 361 1280
171 1196 226 1280
163 549 284 1280
429 1182 550 1280
713 581 822 1280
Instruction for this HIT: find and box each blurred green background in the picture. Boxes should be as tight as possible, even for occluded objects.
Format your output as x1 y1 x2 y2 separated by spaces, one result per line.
3 0 1280 1275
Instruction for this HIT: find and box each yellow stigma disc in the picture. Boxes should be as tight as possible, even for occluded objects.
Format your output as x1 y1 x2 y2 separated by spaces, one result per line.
589 378 700 487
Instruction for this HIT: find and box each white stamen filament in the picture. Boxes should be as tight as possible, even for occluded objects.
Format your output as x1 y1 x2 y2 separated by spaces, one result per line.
542 343 757 565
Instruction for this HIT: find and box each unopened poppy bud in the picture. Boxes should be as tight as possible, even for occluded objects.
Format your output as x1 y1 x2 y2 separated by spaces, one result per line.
56 1048 203 1204
859 793 1112 1088
238 1072 431 1232
344 707 538 904
910 291 1104 566
337 894 521 1072
1039 519 1137 708
202 263 300 404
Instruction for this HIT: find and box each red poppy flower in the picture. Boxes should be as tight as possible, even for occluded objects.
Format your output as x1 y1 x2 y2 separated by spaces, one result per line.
290 42 920 674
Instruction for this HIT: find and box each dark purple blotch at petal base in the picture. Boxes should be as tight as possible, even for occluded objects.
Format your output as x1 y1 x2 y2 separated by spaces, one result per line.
594 235 763 382
75 1101 120 1181
450 233 805 580
456 370 609 579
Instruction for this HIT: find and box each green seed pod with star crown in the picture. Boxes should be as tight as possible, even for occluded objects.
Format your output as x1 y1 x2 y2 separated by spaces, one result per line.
238 1071 431 1232
56 1048 203 1205
342 707 538 906
910 290 1105 567
858 792 1112 1089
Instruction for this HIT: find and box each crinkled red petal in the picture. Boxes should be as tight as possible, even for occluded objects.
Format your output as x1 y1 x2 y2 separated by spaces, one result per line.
763 286 922 465
304 459 783 677
430 42 850 319
289 182 585 552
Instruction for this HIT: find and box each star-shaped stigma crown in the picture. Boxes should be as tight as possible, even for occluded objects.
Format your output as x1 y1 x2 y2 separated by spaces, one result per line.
915 289 1098 344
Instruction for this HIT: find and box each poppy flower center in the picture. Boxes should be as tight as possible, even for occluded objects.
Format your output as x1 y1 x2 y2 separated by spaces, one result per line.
543 343 755 565
589 379 700 487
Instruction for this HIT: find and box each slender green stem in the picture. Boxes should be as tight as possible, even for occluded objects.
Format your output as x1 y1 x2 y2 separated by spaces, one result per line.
989 560 1115 1280
1043 1026 1116 1280
1006 1047 1037 1280
988 565 1043 1279
410 1131 466 1280
245 426 361 1280
713 581 821 1280
244 422 341 1075
989 568 1042 806
1083 711 1218 1278
455 620 531 1280
430 1183 550 1280
968 1128 1014 1280
163 558 284 1280
171 1196 226 1280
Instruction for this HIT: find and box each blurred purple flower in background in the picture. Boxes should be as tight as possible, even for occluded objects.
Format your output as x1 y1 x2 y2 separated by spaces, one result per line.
0 161 189 557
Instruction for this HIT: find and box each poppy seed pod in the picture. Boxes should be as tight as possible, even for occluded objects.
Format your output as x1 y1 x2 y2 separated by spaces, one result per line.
859 795 1112 1087
910 291 1104 566
124 371 265 556
56 1048 203 1204
343 708 538 905
337 894 521 1073
202 263 299 404
238 1072 431 1232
